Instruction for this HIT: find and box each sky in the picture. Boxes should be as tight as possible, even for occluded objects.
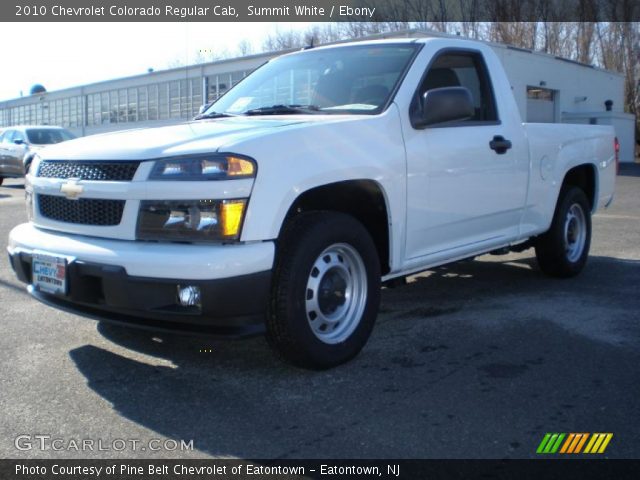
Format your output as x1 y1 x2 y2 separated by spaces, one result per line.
0 22 316 101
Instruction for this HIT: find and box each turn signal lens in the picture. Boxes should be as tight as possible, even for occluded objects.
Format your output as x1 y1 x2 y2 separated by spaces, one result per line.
227 157 255 177
220 200 246 237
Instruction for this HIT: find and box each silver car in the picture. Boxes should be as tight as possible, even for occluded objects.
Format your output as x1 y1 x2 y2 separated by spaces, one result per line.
0 126 76 185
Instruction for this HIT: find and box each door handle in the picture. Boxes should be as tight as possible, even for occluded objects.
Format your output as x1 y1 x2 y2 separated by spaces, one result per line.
489 135 512 154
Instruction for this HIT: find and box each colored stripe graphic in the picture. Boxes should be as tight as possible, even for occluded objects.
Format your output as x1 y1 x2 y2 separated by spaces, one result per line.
574 433 589 453
584 433 614 454
537 433 613 454
536 434 552 454
536 433 565 454
559 433 575 453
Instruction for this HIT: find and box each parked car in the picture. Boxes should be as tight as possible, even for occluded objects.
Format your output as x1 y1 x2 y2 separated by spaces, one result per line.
0 126 75 185
7 38 617 368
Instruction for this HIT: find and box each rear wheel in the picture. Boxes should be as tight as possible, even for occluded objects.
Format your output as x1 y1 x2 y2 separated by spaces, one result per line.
0 177 3 186
535 186 591 278
267 211 381 369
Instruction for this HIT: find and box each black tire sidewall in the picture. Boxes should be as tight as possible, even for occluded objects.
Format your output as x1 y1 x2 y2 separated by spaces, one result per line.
537 186 592 276
270 212 381 369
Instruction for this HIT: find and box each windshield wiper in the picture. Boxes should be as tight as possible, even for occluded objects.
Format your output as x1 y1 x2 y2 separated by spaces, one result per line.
242 104 321 116
193 111 238 120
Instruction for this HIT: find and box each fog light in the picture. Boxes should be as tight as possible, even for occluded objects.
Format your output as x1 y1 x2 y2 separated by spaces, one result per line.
177 285 201 307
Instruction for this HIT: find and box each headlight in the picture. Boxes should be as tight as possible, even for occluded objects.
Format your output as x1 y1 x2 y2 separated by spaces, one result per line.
149 154 256 181
136 199 247 242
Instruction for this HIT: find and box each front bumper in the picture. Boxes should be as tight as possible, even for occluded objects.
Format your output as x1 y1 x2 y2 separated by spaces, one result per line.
8 223 274 336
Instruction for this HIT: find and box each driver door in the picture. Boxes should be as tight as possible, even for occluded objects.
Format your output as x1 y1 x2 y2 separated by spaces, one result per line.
403 49 529 262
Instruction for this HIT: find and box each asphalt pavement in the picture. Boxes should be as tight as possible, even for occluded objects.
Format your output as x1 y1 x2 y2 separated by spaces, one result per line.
0 166 639 459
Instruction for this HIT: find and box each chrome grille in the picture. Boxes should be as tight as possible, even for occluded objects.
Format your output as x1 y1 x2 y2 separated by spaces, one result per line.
38 194 125 226
38 161 140 181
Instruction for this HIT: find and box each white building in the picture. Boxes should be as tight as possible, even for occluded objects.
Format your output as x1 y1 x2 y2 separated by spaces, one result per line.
0 28 635 161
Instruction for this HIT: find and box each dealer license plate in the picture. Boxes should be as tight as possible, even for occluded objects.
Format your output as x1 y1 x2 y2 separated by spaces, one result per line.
32 254 67 295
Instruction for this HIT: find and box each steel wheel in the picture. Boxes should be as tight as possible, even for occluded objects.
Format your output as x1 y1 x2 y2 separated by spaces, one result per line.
564 203 587 263
305 243 368 344
267 211 381 369
535 186 591 278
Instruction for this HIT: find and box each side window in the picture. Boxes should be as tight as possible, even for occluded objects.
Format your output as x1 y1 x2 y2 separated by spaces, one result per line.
3 130 14 143
13 130 25 143
417 51 498 123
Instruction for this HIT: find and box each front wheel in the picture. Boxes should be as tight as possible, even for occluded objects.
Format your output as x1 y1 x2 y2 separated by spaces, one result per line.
0 177 4 186
535 186 591 278
267 211 381 369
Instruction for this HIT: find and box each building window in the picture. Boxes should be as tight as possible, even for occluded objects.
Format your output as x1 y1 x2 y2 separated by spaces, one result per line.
128 88 137 122
526 85 557 123
527 86 555 101
231 71 245 87
108 91 117 123
100 92 109 124
62 98 70 127
69 97 78 127
190 78 202 116
137 86 148 121
148 84 158 120
158 83 169 119
118 89 127 123
168 81 180 119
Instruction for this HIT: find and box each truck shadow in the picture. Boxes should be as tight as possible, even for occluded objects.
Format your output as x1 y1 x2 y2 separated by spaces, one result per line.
69 254 640 458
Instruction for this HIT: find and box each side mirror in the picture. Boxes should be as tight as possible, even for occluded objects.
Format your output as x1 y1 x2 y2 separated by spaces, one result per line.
415 86 475 128
14 139 25 145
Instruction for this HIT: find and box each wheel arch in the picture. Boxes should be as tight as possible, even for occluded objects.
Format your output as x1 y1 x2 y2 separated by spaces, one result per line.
278 179 392 275
560 163 598 212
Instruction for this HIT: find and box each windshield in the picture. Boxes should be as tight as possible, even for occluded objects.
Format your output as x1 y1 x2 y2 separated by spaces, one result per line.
26 128 76 145
205 44 420 116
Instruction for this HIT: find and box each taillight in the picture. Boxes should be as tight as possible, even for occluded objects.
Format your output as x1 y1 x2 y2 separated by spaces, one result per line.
614 137 620 175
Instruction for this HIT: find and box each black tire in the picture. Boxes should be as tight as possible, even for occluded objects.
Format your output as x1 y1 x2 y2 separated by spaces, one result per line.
267 211 381 369
0 177 3 186
535 186 591 278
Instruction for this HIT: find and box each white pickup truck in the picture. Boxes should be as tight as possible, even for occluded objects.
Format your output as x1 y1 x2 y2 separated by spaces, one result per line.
8 38 617 369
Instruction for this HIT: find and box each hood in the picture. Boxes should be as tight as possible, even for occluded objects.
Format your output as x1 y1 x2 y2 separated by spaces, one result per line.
38 117 316 161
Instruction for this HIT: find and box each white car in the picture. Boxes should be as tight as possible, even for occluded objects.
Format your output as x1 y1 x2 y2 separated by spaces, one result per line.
8 38 617 368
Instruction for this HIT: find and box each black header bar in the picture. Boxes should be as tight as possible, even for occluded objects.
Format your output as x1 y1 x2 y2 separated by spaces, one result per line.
4 0 640 22
2 459 639 480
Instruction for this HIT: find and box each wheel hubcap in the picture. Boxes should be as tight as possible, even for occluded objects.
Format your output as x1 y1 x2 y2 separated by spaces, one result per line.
564 203 587 263
305 243 367 344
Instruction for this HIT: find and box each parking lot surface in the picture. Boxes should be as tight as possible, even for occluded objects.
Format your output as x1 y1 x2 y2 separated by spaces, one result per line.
1 166 639 459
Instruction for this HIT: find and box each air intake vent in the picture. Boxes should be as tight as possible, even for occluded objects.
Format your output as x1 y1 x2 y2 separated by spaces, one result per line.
38 161 140 181
38 194 125 226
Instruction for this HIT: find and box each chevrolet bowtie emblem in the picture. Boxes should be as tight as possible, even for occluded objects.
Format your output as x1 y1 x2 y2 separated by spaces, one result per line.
60 179 84 200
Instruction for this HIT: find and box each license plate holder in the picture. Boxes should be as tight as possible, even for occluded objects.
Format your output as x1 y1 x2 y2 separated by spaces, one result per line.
32 253 68 295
